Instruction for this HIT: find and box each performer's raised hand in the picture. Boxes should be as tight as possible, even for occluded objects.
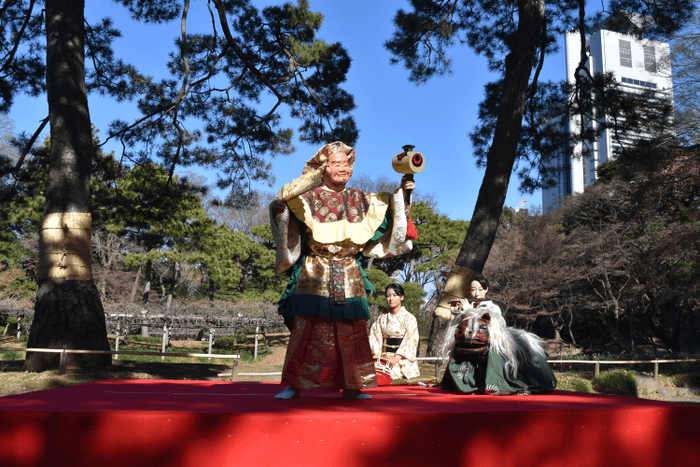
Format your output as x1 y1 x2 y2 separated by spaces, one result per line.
270 199 287 217
450 298 471 314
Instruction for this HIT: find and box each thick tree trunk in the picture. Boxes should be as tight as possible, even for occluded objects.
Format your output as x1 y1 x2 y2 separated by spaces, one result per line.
435 0 545 316
24 0 110 371
425 313 448 357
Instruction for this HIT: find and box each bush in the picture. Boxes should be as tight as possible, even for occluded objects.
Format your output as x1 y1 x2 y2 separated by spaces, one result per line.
215 336 237 347
1 350 22 361
592 369 638 397
3 316 19 334
215 332 252 347
556 374 593 393
127 335 162 345
572 379 593 393
671 373 700 388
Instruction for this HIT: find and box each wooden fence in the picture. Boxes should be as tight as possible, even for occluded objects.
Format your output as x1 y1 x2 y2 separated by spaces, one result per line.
547 358 700 379
3 345 699 381
0 346 240 380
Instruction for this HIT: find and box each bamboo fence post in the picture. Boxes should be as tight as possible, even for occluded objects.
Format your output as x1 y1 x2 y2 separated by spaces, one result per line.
161 324 168 360
254 325 259 360
59 346 67 375
230 357 238 381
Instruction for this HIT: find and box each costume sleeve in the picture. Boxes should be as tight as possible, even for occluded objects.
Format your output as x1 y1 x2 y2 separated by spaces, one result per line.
269 200 303 274
363 189 413 258
396 311 419 362
369 317 383 358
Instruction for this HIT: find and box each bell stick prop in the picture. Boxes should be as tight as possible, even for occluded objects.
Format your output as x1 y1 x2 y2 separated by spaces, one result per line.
392 145 425 240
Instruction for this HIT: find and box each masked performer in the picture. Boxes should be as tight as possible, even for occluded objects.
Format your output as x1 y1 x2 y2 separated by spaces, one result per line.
369 283 420 381
270 142 414 399
439 274 557 395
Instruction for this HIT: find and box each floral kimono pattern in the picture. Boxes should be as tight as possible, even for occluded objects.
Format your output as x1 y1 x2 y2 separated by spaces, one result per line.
369 307 420 380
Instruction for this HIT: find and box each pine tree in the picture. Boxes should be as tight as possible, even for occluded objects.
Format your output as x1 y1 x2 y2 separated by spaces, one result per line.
1 0 357 370
386 0 692 321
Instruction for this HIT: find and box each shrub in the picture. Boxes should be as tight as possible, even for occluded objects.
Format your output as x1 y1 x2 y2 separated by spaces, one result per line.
127 335 161 345
592 369 638 397
572 379 593 393
671 373 700 388
1 350 21 361
215 336 238 347
556 374 593 393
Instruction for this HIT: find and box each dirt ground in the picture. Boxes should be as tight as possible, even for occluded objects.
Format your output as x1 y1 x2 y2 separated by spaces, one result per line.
1 338 699 405
0 337 439 395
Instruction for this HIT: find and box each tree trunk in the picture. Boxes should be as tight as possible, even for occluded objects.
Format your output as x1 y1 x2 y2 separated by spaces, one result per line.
425 313 449 357
165 261 179 314
130 262 143 303
566 310 577 346
25 0 110 371
142 260 152 303
435 0 545 314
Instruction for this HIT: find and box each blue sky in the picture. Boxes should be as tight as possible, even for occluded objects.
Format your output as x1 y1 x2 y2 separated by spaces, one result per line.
8 0 566 221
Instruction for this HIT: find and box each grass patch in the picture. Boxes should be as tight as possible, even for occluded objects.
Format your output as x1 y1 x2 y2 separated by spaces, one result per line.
111 343 241 364
125 335 163 345
109 338 270 365
556 373 593 393
591 369 638 397
1 350 22 361
0 369 156 397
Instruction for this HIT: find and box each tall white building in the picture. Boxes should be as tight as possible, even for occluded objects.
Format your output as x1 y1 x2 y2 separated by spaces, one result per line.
542 16 673 213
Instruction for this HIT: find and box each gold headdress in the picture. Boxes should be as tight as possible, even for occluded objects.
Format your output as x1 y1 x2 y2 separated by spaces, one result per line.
277 141 355 200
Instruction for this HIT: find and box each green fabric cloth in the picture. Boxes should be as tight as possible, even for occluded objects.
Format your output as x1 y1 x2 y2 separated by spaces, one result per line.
283 294 371 320
441 348 557 395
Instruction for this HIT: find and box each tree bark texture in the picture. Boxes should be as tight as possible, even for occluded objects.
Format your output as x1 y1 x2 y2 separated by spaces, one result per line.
25 0 110 371
436 0 546 317
455 0 545 272
25 280 111 370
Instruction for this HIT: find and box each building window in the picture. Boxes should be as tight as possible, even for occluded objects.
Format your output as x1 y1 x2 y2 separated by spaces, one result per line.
619 40 632 67
644 45 656 72
621 77 657 89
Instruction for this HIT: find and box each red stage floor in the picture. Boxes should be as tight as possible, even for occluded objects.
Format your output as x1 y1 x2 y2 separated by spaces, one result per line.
1 380 699 467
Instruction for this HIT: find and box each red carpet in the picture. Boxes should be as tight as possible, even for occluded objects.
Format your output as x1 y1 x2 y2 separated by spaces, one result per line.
1 380 699 467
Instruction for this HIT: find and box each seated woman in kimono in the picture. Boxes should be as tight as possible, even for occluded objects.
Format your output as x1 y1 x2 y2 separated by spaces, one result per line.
369 284 420 381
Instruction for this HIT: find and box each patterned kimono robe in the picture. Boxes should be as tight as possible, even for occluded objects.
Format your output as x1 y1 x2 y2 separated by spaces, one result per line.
369 306 420 380
270 185 412 391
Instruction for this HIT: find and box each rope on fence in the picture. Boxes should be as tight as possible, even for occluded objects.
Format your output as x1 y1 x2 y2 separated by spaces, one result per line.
3 346 698 381
0 346 241 380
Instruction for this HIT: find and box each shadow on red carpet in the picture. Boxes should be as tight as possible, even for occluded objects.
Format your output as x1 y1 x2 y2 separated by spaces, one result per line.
1 379 699 467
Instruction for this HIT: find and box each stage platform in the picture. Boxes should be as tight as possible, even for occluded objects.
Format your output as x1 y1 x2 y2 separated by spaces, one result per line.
1 380 699 467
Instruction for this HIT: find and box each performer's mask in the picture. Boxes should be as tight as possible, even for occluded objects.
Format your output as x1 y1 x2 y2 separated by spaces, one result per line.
453 313 490 356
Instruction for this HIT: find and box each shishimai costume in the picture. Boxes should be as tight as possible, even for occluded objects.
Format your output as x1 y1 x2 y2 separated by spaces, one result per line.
440 300 557 395
270 142 413 392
